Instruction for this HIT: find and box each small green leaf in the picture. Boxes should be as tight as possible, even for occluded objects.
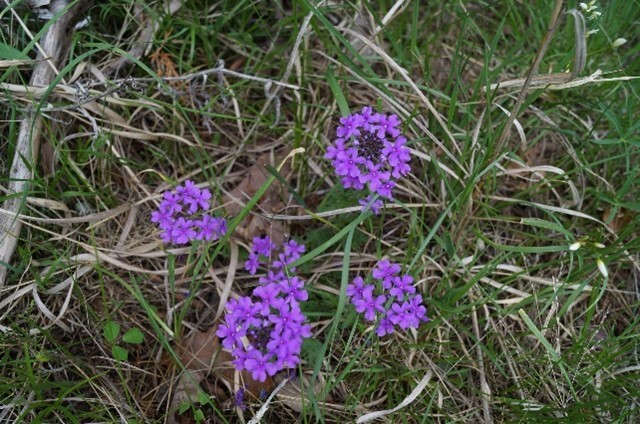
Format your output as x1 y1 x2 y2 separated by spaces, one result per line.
0 43 29 60
178 402 190 414
103 321 120 342
111 345 128 361
194 409 204 422
122 327 144 344
196 391 210 405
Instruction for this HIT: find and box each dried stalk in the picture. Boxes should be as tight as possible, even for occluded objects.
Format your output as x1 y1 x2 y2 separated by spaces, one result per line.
0 0 90 286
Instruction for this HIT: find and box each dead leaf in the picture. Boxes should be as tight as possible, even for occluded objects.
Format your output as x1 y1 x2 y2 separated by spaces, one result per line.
223 152 291 246
603 207 634 234
168 323 274 424
38 138 57 177
275 372 326 413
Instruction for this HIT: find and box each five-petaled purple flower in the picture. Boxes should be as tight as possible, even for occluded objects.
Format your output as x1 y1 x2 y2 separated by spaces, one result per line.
346 259 429 337
326 107 411 211
152 180 226 245
218 236 312 382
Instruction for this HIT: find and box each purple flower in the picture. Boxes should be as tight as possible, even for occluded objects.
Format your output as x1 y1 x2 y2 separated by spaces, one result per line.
183 186 211 214
273 240 306 270
347 259 430 337
259 270 286 285
359 162 390 193
376 113 401 138
252 236 276 257
234 297 263 328
336 114 364 139
171 218 197 244
353 290 386 321
280 276 309 303
382 136 410 167
218 238 312 381
359 195 384 215
406 294 429 325
389 274 416 299
327 107 410 201
342 174 365 190
376 180 396 199
244 351 279 382
160 191 182 215
334 149 364 178
325 138 347 161
195 215 226 241
234 388 247 411
245 252 260 274
283 240 306 260
372 259 401 288
152 180 226 245
360 106 380 127
216 322 243 349
346 276 367 299
376 316 395 337
388 302 412 329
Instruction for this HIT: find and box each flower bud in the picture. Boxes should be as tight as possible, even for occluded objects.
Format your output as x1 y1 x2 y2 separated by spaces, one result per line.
612 38 628 48
596 259 608 278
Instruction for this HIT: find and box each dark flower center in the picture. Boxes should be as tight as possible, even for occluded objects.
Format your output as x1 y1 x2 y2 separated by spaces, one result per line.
357 132 384 163
249 324 273 350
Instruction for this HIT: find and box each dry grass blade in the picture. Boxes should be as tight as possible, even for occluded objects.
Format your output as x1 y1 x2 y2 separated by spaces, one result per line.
356 369 433 423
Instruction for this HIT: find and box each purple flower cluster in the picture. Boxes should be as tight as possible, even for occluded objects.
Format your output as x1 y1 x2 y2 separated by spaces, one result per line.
325 107 411 205
151 180 227 244
217 236 311 382
347 259 429 337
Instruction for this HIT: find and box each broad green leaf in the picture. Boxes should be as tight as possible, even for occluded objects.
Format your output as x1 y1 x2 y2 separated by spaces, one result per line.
196 391 209 404
111 345 128 361
122 327 144 344
103 321 120 342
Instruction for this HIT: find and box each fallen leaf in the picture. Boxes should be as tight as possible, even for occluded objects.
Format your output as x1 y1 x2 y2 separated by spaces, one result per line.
39 138 57 177
223 152 291 246
275 371 326 413
603 207 634 234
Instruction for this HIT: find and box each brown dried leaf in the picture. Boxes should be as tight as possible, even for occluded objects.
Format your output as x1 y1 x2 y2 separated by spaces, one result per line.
168 323 274 423
38 138 57 177
603 207 634 234
276 372 326 413
223 152 291 246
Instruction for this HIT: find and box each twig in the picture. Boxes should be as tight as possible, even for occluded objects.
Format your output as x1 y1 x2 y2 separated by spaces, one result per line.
104 61 300 91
